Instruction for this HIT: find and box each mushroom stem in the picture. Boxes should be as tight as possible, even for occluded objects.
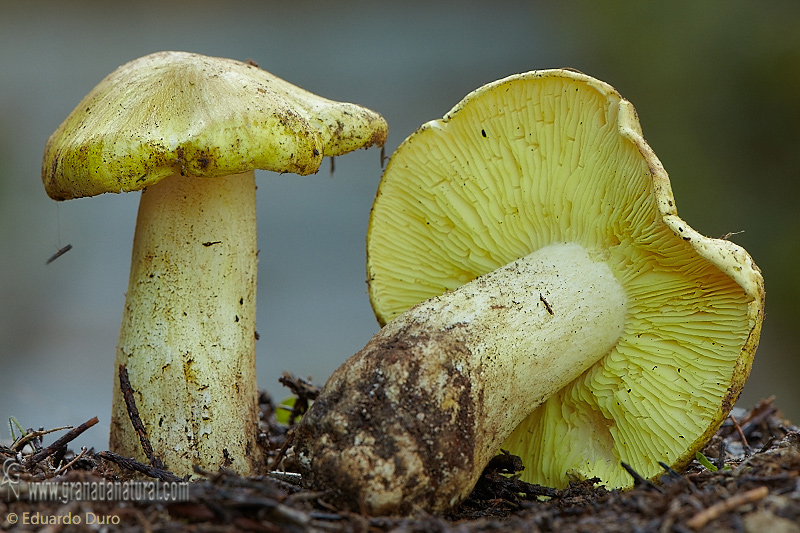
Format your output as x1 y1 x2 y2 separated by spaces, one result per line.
110 171 260 476
295 242 628 514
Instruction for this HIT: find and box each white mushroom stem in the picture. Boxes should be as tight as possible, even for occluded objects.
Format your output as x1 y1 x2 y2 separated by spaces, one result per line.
295 242 628 514
110 171 260 476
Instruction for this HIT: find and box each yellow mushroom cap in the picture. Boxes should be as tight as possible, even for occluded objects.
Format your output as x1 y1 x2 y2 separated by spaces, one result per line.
42 51 388 200
366 69 765 489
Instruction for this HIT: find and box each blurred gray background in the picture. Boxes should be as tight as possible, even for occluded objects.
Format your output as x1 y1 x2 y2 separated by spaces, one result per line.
1 1 797 451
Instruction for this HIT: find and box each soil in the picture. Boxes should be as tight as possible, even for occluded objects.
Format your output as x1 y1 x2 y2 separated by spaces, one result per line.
2 389 798 532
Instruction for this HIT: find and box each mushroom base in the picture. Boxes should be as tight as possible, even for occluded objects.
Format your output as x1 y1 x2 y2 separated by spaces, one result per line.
294 242 627 514
110 171 261 476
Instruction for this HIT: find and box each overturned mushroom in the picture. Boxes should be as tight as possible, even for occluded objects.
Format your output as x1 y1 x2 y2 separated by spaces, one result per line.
293 69 764 514
42 51 387 476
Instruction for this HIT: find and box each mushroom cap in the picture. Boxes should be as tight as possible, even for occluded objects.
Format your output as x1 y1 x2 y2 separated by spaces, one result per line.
366 69 765 489
42 51 388 200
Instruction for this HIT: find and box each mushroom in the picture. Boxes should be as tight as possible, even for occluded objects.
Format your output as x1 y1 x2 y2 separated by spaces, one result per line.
293 69 764 514
42 51 388 476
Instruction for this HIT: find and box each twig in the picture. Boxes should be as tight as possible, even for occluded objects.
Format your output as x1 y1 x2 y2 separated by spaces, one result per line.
25 417 98 467
278 373 319 424
119 364 165 470
658 461 681 479
46 244 73 264
278 372 319 401
53 447 88 475
716 439 727 471
660 461 702 497
98 450 183 482
267 471 303 486
719 230 744 241
728 413 751 456
11 425 72 452
757 437 775 454
269 428 295 472
24 428 43 452
686 485 769 530
739 397 778 438
621 462 664 493
738 471 799 484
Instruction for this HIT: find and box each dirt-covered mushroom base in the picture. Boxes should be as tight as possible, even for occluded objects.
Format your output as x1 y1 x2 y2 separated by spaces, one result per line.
2 392 798 532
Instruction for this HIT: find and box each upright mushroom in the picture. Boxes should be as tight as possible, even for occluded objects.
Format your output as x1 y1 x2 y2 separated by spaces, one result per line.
42 51 387 476
293 69 764 514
